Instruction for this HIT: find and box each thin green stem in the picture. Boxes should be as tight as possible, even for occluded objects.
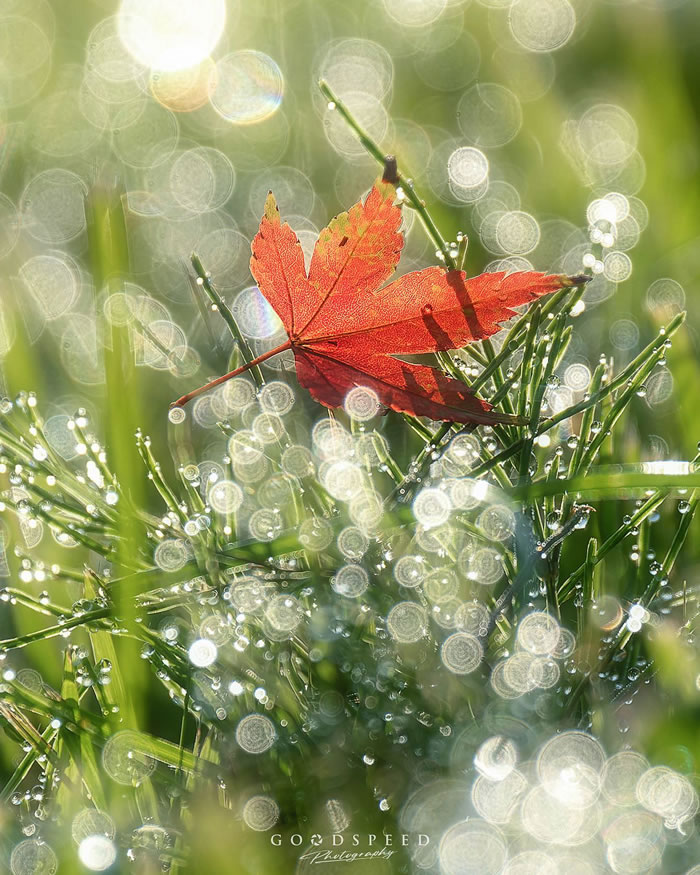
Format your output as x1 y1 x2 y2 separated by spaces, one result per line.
191 253 264 386
469 312 685 479
319 79 456 270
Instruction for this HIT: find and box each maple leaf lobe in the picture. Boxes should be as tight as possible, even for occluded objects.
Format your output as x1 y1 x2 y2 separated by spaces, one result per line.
263 191 279 224
249 181 580 425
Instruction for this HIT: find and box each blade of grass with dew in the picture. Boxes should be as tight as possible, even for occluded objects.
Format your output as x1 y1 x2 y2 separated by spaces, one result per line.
558 490 669 602
510 468 700 500
190 253 264 387
55 648 107 812
569 496 699 716
392 286 586 501
468 312 686 480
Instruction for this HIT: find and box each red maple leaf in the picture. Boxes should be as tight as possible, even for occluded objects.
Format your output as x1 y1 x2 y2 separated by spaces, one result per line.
173 181 586 423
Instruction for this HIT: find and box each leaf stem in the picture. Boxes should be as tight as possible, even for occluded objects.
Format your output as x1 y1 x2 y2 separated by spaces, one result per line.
171 340 292 407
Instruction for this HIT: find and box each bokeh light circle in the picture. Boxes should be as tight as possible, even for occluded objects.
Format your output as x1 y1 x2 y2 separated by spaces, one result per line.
439 821 507 875
232 287 283 339
117 0 226 72
387 602 428 643
509 0 576 53
332 564 370 598
382 0 448 27
102 731 156 786
447 147 489 189
211 51 284 125
243 795 280 831
10 840 58 875
235 714 277 754
77 835 117 871
441 631 483 674
458 84 523 148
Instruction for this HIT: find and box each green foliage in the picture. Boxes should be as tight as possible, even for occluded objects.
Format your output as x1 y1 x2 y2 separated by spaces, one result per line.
1 3 700 872
0 146 698 869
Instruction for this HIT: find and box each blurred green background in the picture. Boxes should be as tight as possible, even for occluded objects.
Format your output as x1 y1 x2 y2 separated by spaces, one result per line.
2 0 700 871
